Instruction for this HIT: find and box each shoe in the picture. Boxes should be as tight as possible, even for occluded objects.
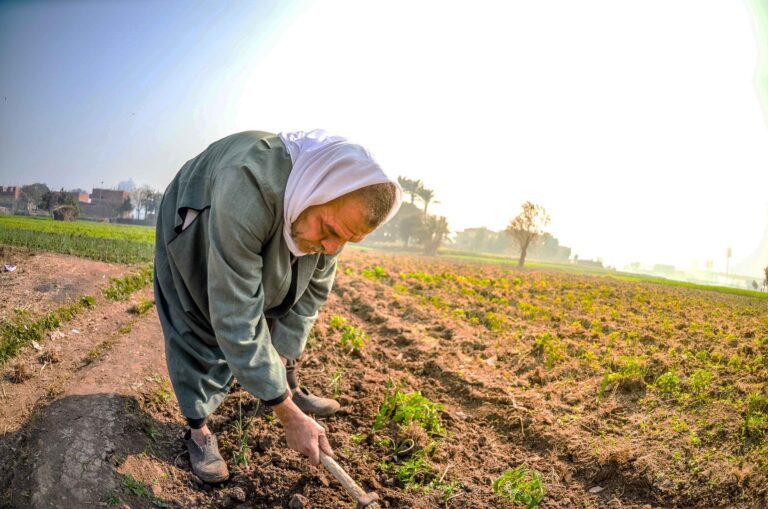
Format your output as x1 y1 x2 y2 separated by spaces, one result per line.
292 386 340 417
184 430 230 483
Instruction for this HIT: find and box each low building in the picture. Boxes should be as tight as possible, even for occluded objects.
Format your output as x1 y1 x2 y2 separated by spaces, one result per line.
0 186 21 210
79 188 131 220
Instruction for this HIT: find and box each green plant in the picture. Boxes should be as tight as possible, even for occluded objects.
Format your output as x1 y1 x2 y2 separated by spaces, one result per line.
392 450 433 487
340 326 367 352
130 297 155 315
743 392 768 442
328 368 344 397
655 372 681 395
103 265 154 301
362 265 388 280
143 420 158 441
232 395 249 467
0 295 97 363
492 466 546 508
329 314 347 330
104 490 120 506
0 216 155 264
599 355 647 396
120 474 168 507
689 368 713 398
533 332 564 368
373 380 444 436
121 474 151 497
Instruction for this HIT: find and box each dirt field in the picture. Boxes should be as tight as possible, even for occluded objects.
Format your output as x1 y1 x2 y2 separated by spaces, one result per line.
1 248 767 508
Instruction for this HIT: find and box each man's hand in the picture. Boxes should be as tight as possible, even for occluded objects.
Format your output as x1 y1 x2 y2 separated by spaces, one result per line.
272 397 334 465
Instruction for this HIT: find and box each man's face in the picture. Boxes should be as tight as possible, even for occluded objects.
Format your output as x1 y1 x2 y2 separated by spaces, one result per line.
290 195 373 255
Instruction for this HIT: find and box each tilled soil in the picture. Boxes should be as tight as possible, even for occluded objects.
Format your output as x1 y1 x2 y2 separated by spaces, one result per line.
2 249 766 508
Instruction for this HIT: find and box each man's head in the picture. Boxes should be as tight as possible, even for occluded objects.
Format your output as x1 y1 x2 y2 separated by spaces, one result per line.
290 182 398 255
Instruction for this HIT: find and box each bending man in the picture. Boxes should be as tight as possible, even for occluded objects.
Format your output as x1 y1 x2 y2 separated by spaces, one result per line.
154 129 402 483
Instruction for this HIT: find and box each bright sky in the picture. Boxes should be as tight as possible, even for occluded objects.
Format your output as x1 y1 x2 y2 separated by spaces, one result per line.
1 0 767 275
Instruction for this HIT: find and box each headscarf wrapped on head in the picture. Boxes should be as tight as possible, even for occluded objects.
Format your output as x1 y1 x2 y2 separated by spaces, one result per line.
278 129 403 256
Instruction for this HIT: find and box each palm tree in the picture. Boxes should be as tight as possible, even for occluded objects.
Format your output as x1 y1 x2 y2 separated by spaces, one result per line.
415 187 436 216
397 176 423 205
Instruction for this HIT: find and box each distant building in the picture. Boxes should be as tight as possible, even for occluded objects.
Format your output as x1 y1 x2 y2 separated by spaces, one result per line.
77 192 90 203
576 259 604 269
79 188 131 219
0 186 21 211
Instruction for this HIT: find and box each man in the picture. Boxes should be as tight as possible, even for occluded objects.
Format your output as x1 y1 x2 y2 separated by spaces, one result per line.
154 129 401 483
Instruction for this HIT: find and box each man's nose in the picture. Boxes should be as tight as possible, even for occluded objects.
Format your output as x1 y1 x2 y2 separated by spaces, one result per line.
321 238 344 254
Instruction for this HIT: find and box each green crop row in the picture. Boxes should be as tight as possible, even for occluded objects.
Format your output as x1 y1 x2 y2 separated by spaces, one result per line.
0 296 96 363
0 227 154 264
0 215 155 242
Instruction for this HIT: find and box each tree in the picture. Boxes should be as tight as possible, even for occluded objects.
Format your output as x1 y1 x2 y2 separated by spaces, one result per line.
131 185 162 220
421 215 450 256
415 186 436 216
20 183 50 212
764 265 768 292
145 190 163 218
40 188 79 217
397 176 424 205
505 201 551 267
396 203 425 247
118 197 134 215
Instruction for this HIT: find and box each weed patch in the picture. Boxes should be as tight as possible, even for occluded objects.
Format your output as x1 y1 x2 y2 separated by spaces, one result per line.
120 474 167 507
0 296 96 363
373 380 444 436
328 314 368 353
130 297 155 315
492 466 546 508
103 265 153 301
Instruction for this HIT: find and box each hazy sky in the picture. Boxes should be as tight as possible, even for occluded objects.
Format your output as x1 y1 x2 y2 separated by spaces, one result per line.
1 0 767 274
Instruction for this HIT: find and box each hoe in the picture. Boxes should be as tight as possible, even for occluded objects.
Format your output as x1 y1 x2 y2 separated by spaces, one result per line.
320 452 381 509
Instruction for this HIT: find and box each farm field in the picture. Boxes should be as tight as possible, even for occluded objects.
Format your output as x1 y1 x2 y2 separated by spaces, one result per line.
0 215 155 263
1 243 767 508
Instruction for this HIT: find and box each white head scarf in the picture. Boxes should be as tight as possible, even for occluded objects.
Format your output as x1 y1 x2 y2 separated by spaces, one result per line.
278 129 403 256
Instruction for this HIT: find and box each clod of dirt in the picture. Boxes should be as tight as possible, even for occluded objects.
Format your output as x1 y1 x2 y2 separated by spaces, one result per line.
289 493 309 508
10 363 33 383
228 487 247 503
397 421 430 453
40 349 62 364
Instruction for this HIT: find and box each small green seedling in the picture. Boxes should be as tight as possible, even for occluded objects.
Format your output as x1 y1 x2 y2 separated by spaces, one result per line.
340 326 367 352
373 380 444 436
492 466 546 508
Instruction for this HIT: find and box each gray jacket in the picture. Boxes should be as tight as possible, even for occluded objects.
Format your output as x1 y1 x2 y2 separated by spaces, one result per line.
154 131 337 417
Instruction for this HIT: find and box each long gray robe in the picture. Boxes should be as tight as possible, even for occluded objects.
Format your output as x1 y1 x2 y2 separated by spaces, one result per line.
154 131 338 419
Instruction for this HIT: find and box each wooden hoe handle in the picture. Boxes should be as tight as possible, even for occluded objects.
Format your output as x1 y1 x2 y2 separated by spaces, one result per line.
320 452 381 509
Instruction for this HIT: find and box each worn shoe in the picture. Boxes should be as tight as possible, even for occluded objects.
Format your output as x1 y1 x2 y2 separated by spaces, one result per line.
292 386 340 417
184 430 229 483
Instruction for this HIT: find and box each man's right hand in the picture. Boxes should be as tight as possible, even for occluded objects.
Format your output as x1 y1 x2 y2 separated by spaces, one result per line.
272 397 334 465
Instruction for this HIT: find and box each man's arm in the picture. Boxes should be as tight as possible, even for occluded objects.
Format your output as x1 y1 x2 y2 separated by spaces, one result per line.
206 167 333 463
269 253 339 360
206 167 289 403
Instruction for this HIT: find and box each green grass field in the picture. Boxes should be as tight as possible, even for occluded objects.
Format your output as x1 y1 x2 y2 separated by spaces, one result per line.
0 215 155 264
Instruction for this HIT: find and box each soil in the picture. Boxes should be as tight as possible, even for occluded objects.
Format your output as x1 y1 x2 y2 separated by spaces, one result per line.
1 249 766 508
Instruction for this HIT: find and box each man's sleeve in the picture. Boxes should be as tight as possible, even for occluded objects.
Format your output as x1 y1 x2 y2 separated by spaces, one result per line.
270 254 339 360
206 168 290 404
